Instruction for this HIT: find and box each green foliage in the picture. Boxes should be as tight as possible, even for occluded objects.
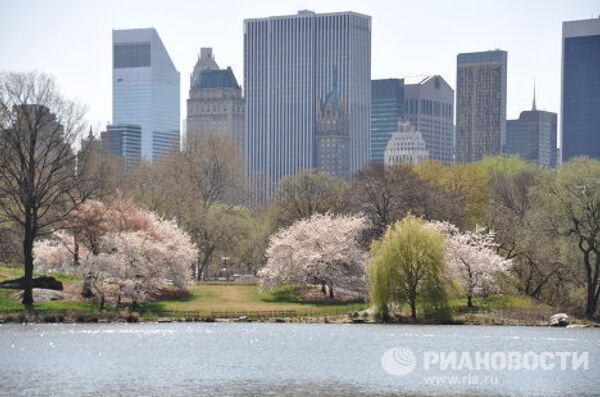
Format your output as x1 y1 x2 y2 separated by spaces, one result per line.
414 160 489 229
479 155 537 176
260 285 305 303
369 215 448 320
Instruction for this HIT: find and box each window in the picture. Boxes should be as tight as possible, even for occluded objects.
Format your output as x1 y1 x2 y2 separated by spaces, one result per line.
114 43 151 68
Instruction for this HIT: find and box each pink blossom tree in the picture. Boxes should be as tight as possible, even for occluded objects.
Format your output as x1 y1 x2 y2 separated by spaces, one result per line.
34 197 197 307
429 221 512 307
259 213 369 299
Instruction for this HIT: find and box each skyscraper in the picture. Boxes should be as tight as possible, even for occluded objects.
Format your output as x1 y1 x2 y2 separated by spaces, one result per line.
186 48 245 153
404 75 454 164
506 89 557 168
112 28 180 163
244 10 371 200
101 124 142 170
561 17 600 161
370 79 404 163
456 50 507 163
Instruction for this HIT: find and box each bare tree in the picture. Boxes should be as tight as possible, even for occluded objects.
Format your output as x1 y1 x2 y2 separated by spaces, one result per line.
275 169 350 227
0 71 90 307
351 163 448 239
125 131 248 281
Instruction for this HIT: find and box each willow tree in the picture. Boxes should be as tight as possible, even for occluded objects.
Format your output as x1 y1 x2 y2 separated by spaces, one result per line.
369 215 447 321
0 72 90 307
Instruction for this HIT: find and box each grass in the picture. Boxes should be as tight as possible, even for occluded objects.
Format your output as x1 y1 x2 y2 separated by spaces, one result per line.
144 284 367 316
449 294 552 311
1 265 366 317
0 264 562 323
0 264 94 312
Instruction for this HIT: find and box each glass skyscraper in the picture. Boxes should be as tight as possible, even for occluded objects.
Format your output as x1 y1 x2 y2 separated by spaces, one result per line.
561 17 600 161
456 50 507 163
102 124 142 170
112 28 180 163
371 79 404 163
244 10 371 201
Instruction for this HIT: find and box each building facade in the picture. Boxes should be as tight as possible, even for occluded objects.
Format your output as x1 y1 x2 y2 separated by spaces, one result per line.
404 75 454 164
102 124 142 170
112 28 180 163
456 50 507 163
384 121 429 167
561 17 600 161
315 74 350 179
371 79 404 163
244 10 371 201
505 91 557 168
186 48 245 153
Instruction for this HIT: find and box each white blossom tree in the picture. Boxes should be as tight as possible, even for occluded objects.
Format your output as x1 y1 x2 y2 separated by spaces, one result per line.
34 197 197 307
429 221 512 307
259 213 369 299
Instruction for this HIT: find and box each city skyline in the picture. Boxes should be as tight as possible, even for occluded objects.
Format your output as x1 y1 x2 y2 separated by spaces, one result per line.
1 0 598 141
244 10 370 200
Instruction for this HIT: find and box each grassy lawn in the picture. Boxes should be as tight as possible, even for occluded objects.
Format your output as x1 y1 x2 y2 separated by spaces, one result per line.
1 264 556 322
145 284 367 316
1 265 366 316
0 264 97 312
449 294 552 311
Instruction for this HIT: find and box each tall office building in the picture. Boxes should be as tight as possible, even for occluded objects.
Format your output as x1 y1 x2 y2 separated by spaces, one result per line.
186 48 245 154
456 50 507 163
561 17 600 161
244 10 371 201
112 28 180 163
506 91 557 168
371 79 404 163
404 75 454 164
101 124 142 170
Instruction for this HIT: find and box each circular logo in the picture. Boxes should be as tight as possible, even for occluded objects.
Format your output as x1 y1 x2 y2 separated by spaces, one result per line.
381 347 417 376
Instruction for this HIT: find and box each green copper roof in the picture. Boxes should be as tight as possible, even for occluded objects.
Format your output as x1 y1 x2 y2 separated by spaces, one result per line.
196 67 240 89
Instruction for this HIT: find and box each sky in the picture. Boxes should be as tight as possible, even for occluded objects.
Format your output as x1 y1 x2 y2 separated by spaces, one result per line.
1 0 598 131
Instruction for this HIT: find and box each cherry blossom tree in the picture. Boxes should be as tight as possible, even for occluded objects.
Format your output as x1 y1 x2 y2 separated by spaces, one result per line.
429 221 512 307
259 213 369 299
34 197 197 307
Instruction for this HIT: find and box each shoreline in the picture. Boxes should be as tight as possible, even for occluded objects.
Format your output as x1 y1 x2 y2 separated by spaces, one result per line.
1 310 597 327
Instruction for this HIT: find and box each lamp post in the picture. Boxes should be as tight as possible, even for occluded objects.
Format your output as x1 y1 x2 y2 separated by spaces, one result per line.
221 256 230 281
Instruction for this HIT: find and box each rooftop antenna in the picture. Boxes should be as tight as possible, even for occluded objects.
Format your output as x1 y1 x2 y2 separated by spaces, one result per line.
532 80 537 111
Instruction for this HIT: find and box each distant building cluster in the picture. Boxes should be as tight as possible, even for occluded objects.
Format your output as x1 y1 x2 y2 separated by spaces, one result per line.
98 13 600 199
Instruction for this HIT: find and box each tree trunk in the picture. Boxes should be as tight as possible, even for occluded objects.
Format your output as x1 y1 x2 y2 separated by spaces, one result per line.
22 219 35 310
81 274 94 298
583 250 600 319
321 283 327 295
409 296 417 322
467 294 473 308
197 247 214 281
328 285 334 300
585 274 599 319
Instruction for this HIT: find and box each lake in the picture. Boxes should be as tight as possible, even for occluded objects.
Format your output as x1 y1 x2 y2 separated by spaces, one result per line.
1 323 599 396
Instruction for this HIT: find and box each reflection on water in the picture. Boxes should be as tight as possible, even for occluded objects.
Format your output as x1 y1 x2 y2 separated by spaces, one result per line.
0 323 599 396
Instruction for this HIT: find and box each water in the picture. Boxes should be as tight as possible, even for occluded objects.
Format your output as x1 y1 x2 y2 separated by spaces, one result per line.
0 323 599 396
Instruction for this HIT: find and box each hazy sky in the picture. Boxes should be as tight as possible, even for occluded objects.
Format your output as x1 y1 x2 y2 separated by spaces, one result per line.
1 0 598 130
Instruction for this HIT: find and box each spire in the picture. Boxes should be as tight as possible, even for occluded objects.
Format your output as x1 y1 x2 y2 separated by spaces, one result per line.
532 80 537 111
